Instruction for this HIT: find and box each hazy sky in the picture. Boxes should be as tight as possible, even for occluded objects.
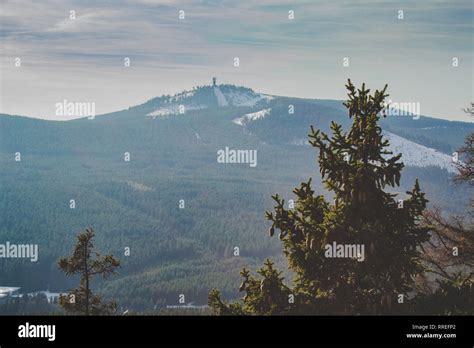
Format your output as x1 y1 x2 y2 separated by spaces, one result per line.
0 0 472 121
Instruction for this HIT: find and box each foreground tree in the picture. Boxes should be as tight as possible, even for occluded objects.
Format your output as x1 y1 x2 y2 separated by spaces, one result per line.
453 132 474 185
417 105 473 314
209 80 432 315
58 228 120 315
418 209 473 314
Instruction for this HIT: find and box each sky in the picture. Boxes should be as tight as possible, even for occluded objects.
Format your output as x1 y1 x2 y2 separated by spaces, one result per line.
0 0 472 121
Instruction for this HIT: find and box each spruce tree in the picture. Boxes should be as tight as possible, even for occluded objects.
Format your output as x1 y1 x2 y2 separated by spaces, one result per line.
209 80 431 315
58 228 120 315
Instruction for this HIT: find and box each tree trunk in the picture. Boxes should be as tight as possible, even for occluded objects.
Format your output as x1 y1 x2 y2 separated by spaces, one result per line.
84 243 89 316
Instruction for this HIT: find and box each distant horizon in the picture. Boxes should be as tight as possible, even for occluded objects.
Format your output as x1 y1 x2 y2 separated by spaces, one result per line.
1 80 473 123
1 0 472 121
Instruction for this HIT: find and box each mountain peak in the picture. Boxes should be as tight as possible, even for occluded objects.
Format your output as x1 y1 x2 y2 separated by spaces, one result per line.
144 83 273 118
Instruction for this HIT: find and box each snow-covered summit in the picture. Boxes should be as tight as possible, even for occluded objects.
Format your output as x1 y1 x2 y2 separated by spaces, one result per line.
146 84 272 117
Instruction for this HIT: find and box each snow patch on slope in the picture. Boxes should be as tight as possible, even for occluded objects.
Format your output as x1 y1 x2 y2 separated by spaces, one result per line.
126 181 153 192
233 108 272 126
213 86 270 107
167 89 196 103
286 131 456 173
146 88 203 117
261 94 274 101
147 104 205 118
383 131 456 173
213 87 229 106
223 90 267 107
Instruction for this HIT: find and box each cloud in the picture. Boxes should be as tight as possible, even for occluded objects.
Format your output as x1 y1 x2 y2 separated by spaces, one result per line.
47 10 118 33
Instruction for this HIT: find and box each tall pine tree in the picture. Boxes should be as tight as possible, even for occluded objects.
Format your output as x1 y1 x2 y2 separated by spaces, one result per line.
209 80 431 315
58 228 120 315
